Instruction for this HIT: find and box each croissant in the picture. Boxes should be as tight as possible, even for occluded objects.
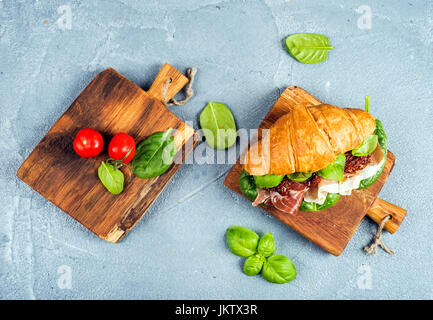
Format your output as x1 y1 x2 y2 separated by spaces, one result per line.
243 103 376 175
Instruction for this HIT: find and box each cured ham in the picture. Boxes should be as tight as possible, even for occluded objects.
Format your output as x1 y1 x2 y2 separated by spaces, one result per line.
269 189 306 215
252 188 271 206
253 176 321 214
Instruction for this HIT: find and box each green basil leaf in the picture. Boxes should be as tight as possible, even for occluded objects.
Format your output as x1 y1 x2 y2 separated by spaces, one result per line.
262 254 297 284
98 161 124 194
243 254 265 276
257 233 275 257
239 170 258 201
199 102 237 150
226 226 259 257
317 154 345 181
374 119 388 151
358 119 388 189
300 193 341 211
285 33 333 64
352 134 378 157
287 171 312 182
253 174 284 189
132 129 176 179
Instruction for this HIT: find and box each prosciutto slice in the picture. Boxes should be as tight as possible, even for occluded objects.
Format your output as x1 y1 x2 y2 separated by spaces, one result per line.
252 188 271 206
270 189 306 215
253 176 321 214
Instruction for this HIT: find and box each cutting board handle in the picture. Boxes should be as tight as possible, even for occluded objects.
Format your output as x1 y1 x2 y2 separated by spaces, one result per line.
147 63 189 104
366 198 407 234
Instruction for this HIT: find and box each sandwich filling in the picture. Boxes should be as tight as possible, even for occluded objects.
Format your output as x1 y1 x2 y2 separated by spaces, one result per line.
303 145 384 205
251 144 385 215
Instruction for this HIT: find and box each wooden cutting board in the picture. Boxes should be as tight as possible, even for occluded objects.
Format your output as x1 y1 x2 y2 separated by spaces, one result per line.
17 64 197 242
224 86 406 256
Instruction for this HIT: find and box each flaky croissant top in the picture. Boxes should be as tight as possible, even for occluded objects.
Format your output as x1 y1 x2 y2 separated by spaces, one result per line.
243 103 376 176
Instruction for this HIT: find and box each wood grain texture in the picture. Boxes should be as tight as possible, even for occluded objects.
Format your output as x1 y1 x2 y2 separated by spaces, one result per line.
367 198 407 234
17 64 197 243
224 86 404 256
147 63 189 102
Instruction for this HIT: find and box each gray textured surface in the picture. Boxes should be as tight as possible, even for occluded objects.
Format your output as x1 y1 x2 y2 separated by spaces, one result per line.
1 0 432 300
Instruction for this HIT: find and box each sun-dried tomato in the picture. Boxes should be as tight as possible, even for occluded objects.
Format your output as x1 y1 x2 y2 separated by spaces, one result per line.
344 151 371 174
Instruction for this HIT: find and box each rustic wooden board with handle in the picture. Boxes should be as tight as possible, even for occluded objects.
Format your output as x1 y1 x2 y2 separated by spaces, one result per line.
224 86 406 256
17 64 197 243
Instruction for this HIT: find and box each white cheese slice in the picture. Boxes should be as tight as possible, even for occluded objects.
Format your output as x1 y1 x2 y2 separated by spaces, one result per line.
303 146 385 205
303 179 337 205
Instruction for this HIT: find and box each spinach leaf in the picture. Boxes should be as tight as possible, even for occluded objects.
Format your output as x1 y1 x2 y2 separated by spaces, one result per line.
358 119 388 189
352 134 378 157
199 102 237 150
253 174 284 189
243 254 265 276
132 129 176 179
98 161 124 194
257 233 275 257
226 226 259 257
287 171 312 182
285 33 333 64
300 193 341 211
239 170 258 201
262 254 297 284
317 154 346 181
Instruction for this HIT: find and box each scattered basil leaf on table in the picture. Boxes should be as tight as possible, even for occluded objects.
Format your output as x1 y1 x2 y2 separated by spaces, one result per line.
98 161 124 194
199 102 237 150
239 170 258 201
226 226 259 257
132 128 176 179
317 154 346 181
243 254 265 276
226 226 297 284
287 171 312 182
262 254 297 284
358 119 388 189
285 33 333 64
352 134 378 157
253 174 284 189
257 232 275 257
300 193 341 212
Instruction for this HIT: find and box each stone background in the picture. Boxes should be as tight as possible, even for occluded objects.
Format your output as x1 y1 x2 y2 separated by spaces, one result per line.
1 0 432 299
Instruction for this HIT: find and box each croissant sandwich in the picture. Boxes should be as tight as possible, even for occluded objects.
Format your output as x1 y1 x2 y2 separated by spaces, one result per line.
239 101 387 215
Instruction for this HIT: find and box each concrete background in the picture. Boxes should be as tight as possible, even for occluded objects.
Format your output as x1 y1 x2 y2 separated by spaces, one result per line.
1 0 432 299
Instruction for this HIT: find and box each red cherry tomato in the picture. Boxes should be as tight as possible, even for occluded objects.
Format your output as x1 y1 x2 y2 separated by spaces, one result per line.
73 128 104 158
108 133 136 163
